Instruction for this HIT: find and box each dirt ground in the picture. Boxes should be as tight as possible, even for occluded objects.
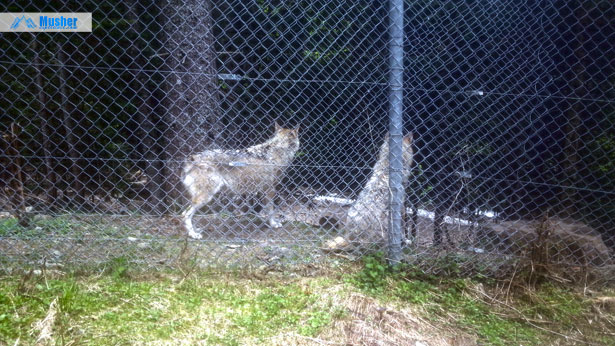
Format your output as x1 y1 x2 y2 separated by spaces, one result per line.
1 191 613 282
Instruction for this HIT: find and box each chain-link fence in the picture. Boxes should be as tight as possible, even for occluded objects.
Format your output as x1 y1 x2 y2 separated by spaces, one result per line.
1 1 614 281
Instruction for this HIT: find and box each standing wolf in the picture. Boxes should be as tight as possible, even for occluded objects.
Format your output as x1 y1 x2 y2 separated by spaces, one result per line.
182 124 300 239
327 133 413 251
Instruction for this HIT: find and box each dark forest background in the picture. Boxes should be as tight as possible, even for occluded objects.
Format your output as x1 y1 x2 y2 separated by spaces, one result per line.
0 1 613 245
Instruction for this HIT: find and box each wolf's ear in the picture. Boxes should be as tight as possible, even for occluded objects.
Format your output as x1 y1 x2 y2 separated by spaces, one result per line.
275 122 282 132
404 132 413 144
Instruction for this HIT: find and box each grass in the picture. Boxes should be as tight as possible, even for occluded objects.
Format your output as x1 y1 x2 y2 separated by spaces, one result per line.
0 216 78 237
0 254 614 345
348 253 615 345
0 215 134 238
0 262 349 345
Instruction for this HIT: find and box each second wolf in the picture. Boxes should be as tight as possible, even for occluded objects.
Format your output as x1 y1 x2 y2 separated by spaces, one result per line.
327 133 413 251
182 124 300 239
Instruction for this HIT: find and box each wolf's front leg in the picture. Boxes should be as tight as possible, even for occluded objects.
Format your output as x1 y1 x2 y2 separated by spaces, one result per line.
262 188 283 228
269 216 283 228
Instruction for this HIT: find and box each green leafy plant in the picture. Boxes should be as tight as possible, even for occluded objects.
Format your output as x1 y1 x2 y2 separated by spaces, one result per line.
106 257 130 279
351 252 390 292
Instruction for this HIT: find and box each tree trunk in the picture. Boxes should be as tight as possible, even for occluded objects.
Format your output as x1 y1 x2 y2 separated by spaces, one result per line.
560 3 587 218
7 123 28 226
126 0 167 213
160 0 223 210
57 42 85 207
432 142 455 246
562 103 582 218
33 37 58 208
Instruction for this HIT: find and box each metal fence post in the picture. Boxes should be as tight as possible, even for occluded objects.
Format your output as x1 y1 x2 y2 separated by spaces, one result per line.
387 0 404 265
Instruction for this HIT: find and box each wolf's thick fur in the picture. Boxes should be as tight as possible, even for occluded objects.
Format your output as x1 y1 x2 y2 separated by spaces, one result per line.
327 134 413 251
182 124 300 239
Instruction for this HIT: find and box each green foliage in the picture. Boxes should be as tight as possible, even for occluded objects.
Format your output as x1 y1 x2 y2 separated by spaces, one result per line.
0 275 87 343
0 0 158 198
396 277 540 345
394 279 434 304
0 263 610 345
0 269 345 344
0 216 81 237
0 218 19 237
432 281 540 346
347 255 610 346
432 253 464 277
299 310 332 336
350 252 390 292
519 283 587 326
106 257 130 279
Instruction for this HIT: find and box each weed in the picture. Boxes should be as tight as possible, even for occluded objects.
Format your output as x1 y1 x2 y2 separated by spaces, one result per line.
519 283 587 326
350 252 390 292
347 253 608 346
0 215 81 238
299 310 332 336
105 257 130 279
432 282 540 345
394 280 435 304
0 218 20 236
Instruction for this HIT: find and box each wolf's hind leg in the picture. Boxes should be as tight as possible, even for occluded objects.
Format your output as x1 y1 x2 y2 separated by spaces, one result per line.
182 204 202 239
183 173 224 239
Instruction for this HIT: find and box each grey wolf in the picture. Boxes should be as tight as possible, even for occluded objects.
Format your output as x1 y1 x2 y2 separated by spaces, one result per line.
182 124 300 239
327 133 413 251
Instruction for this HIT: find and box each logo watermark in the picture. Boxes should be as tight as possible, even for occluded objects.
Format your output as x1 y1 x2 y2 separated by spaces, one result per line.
1 13 92 32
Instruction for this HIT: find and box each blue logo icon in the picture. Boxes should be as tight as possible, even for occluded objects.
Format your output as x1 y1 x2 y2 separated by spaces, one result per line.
10 15 36 29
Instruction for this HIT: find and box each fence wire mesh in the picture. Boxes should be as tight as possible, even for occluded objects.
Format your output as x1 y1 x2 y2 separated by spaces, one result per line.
1 1 614 281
